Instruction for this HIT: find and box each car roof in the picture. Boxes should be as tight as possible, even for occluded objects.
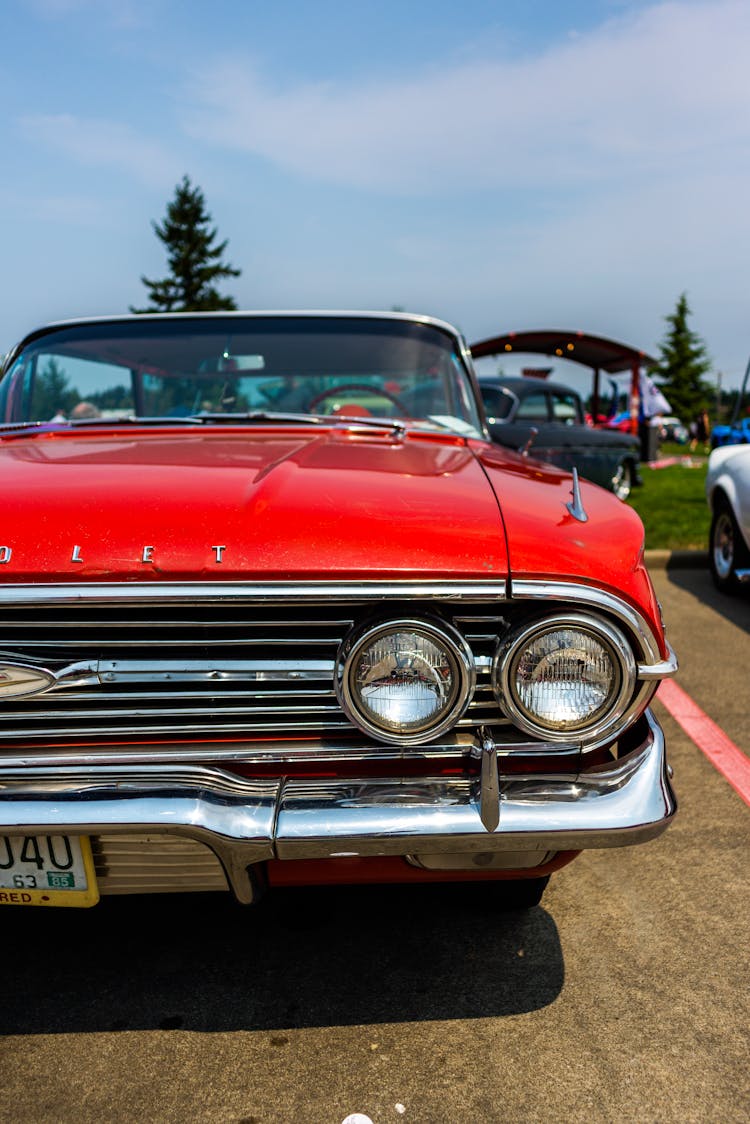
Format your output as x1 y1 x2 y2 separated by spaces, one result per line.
478 375 582 399
9 310 469 366
20 308 464 338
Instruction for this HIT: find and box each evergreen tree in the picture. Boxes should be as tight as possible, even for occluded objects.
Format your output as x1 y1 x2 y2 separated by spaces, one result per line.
651 293 713 420
31 358 79 421
132 176 241 313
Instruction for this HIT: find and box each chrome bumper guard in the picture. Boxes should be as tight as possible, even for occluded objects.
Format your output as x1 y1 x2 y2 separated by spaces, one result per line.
0 710 675 902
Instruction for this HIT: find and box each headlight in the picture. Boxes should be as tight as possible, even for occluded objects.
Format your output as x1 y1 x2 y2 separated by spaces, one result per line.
494 614 637 742
337 618 475 744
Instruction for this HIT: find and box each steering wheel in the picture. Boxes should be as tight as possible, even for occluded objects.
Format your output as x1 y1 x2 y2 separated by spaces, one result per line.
307 383 407 415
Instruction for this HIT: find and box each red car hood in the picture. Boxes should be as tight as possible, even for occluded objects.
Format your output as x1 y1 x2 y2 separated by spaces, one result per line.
0 426 509 582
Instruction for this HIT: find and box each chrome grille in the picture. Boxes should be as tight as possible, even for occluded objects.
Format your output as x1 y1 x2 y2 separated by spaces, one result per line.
0 593 511 748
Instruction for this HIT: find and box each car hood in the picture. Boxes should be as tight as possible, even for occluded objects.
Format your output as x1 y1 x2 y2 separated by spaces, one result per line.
0 426 658 635
472 442 660 631
0 426 510 581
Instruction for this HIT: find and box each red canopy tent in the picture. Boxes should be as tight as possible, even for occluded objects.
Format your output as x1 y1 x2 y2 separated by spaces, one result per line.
469 329 656 433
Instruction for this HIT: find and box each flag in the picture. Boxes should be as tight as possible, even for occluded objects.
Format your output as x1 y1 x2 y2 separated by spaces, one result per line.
608 372 671 419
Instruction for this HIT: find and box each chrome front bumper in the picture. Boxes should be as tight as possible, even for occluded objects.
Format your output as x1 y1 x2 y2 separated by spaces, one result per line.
0 710 675 902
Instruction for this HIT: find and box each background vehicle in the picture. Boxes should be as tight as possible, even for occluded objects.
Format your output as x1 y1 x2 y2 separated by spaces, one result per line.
479 375 641 499
706 443 750 593
0 312 676 912
659 416 689 445
712 415 750 449
712 352 750 448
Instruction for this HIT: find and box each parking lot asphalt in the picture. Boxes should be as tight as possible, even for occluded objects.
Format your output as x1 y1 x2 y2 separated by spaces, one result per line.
2 568 749 1124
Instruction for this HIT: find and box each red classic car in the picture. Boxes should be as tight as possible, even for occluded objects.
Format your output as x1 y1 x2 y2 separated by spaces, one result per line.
0 312 677 910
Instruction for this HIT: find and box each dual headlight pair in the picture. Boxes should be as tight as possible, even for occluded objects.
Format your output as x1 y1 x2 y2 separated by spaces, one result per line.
336 613 637 746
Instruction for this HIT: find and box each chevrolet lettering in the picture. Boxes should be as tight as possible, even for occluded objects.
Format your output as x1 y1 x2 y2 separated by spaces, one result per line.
0 312 677 909
0 545 230 566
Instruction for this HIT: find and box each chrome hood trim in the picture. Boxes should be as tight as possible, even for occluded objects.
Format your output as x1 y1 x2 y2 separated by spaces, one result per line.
0 576 673 672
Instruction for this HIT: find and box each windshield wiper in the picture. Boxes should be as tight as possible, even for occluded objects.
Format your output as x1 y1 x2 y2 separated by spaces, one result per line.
67 415 205 427
0 417 207 435
194 411 327 425
197 411 408 435
0 411 410 436
0 421 53 434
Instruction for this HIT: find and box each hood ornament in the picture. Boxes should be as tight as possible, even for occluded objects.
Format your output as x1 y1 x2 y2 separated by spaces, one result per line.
566 468 589 523
519 426 539 457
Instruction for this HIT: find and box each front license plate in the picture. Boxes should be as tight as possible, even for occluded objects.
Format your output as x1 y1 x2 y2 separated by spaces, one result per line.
0 835 99 908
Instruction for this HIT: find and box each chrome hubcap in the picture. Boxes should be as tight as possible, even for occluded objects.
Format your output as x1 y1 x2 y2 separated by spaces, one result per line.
713 512 735 579
612 466 630 501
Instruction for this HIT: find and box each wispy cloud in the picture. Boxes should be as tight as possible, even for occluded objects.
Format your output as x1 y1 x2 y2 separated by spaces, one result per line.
23 0 150 29
20 114 180 188
0 184 111 228
184 0 750 193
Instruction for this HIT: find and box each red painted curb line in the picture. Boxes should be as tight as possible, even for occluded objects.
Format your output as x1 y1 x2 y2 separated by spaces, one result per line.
657 679 750 809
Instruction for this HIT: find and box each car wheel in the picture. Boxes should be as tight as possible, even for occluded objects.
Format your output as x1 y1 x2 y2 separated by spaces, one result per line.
710 498 750 594
495 875 550 910
611 461 632 501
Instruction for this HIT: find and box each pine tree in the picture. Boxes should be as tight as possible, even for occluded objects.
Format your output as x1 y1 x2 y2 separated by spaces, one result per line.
651 293 713 421
132 176 241 313
31 358 79 421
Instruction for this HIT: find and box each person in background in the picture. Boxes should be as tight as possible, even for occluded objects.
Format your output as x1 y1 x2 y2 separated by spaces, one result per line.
689 408 710 453
71 401 101 420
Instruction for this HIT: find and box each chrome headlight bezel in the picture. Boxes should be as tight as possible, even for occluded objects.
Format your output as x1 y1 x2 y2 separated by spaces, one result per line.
336 616 476 745
493 612 637 744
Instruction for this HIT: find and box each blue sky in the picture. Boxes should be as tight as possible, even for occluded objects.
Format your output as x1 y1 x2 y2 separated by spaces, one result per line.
2 0 749 390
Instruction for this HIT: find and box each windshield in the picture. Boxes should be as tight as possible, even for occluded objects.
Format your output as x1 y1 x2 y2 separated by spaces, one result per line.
0 316 483 437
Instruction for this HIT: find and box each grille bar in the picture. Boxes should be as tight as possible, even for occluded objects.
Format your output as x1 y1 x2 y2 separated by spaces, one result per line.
4 637 343 649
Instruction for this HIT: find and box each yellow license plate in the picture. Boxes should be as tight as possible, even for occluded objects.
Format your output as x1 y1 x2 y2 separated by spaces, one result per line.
0 834 99 908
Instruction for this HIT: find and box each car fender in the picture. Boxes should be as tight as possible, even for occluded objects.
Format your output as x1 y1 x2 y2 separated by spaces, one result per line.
706 446 750 550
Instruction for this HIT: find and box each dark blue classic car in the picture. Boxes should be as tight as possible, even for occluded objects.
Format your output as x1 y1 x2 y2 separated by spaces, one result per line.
479 376 641 500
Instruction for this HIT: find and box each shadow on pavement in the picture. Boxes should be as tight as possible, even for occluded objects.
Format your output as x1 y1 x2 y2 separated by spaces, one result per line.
4 883 564 1034
665 565 750 632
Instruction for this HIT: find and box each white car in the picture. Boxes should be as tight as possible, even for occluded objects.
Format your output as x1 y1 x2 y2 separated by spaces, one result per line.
706 444 750 592
659 415 689 445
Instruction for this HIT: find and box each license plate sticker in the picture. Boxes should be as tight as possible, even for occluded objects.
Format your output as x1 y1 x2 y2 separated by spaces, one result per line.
0 835 99 908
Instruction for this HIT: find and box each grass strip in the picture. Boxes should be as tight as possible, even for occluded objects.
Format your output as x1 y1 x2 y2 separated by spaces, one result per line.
627 454 709 550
